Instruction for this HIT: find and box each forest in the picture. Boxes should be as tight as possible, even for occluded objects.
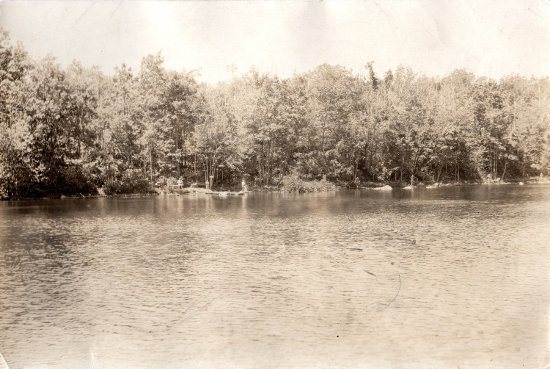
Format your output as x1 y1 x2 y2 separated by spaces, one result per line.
1 29 550 198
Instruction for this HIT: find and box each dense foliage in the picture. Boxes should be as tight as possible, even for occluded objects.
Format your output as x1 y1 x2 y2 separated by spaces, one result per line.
282 174 337 193
1 30 549 198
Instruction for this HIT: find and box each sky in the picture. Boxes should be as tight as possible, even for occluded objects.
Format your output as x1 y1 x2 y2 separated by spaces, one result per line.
1 0 550 84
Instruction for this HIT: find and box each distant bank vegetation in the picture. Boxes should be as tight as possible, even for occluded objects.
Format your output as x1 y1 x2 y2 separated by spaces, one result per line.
282 174 337 193
1 29 549 199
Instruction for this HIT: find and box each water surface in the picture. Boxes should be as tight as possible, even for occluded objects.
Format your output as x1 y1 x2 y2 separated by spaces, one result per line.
1 185 549 368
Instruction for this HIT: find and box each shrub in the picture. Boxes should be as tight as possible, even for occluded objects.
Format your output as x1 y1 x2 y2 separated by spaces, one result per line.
103 170 153 195
281 174 336 193
55 166 98 196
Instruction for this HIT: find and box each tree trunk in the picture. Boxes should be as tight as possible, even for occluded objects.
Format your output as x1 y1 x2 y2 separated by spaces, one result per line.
400 154 404 185
495 152 498 179
149 146 153 182
436 164 442 183
501 161 507 182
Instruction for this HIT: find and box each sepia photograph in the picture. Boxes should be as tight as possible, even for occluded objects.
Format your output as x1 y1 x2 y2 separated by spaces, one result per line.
0 0 549 368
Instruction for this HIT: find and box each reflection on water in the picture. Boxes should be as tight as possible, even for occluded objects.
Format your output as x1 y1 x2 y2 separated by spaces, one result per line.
0 185 549 368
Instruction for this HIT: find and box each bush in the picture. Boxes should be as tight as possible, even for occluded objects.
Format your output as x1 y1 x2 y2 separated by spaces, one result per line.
103 170 153 195
1 163 99 199
282 174 336 193
54 166 98 196
0 163 39 199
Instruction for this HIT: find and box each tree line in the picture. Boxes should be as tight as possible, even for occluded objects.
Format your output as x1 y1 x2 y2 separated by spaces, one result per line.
1 30 549 198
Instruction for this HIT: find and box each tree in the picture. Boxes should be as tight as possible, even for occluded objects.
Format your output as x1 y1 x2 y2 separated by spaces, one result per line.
0 29 33 197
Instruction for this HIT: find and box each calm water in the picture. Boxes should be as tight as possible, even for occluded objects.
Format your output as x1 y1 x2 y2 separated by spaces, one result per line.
0 185 549 369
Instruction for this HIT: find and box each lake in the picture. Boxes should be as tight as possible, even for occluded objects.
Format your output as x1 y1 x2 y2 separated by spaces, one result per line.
0 185 549 369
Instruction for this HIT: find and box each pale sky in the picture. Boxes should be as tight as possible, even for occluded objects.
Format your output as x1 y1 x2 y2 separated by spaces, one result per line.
1 0 549 84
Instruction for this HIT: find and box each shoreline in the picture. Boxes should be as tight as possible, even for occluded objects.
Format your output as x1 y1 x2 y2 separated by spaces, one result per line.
2 177 549 201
